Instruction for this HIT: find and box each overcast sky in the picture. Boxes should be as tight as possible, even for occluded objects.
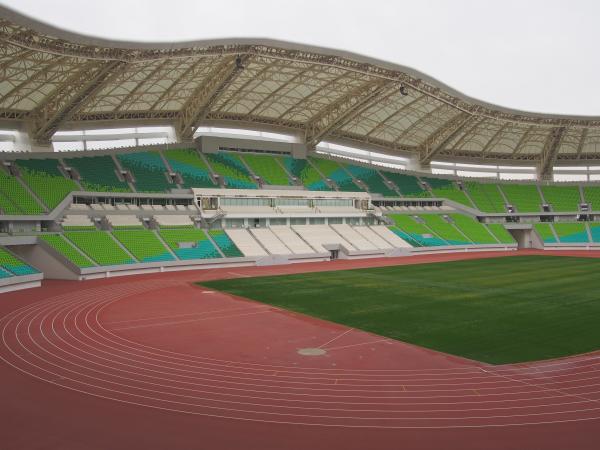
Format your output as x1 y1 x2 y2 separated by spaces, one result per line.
1 0 598 116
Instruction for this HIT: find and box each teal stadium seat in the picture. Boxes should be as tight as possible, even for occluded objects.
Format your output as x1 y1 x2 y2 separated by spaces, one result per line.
0 246 38 275
163 149 216 189
309 158 365 192
380 171 430 197
117 151 172 192
344 163 397 197
389 214 447 246
208 230 244 257
204 152 257 189
158 227 222 260
282 156 332 191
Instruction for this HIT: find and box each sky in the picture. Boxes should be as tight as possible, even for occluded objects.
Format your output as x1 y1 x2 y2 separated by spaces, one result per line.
1 0 599 117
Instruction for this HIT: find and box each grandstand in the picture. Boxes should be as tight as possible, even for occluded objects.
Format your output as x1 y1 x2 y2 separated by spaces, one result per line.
3 7 600 450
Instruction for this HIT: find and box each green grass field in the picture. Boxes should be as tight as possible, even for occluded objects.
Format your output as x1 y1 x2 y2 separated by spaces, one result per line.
201 255 600 364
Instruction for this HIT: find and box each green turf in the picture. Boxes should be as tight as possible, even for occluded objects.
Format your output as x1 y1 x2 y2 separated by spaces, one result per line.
201 255 600 365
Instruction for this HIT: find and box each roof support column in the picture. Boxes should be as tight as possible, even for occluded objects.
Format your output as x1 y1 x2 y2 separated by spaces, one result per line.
537 127 567 181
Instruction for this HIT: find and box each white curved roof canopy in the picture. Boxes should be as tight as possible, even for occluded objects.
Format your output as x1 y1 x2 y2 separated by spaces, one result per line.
1 6 599 175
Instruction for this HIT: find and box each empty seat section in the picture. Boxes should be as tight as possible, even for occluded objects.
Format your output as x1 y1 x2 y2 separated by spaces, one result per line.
292 225 356 252
61 215 96 230
283 156 331 190
553 222 589 243
112 230 174 262
419 215 471 245
16 159 78 209
421 177 473 207
163 149 216 188
533 223 557 244
0 246 38 275
464 182 506 213
330 224 378 250
499 184 542 212
309 158 364 192
154 215 194 227
380 171 430 197
249 228 292 255
583 186 600 210
106 215 143 229
269 226 316 253
449 214 497 244
486 223 516 244
65 155 129 192
205 152 257 189
388 214 447 246
0 168 44 214
117 152 172 192
158 228 221 260
39 234 95 267
242 153 290 185
208 229 244 257
344 164 397 197
353 226 394 249
541 186 581 212
65 231 136 265
369 225 412 248
225 229 267 256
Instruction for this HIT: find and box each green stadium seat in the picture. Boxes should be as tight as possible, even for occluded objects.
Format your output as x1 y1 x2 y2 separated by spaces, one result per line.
242 153 290 186
112 230 175 262
282 156 332 190
464 182 506 213
204 152 257 189
553 222 589 243
0 168 44 214
0 246 38 275
40 234 95 268
117 151 172 192
421 177 474 207
65 155 130 192
388 214 447 246
344 163 397 197
541 185 581 212
582 186 600 210
485 223 516 244
64 231 136 266
499 184 542 212
449 214 497 244
419 214 471 245
309 158 365 192
380 171 430 197
534 223 558 244
163 149 216 189
16 159 78 209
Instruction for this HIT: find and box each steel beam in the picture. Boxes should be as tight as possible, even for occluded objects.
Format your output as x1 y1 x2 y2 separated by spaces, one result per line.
538 127 567 178
304 79 393 148
419 113 474 164
176 54 249 140
28 60 128 144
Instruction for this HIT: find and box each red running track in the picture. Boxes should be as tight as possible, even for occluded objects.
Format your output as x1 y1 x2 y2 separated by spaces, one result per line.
2 250 600 449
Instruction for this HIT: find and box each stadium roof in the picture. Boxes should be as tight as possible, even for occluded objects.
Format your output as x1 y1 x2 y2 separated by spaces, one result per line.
1 6 600 175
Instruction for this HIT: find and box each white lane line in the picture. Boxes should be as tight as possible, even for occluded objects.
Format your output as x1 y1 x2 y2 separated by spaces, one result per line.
324 339 394 352
113 309 273 331
317 329 354 349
